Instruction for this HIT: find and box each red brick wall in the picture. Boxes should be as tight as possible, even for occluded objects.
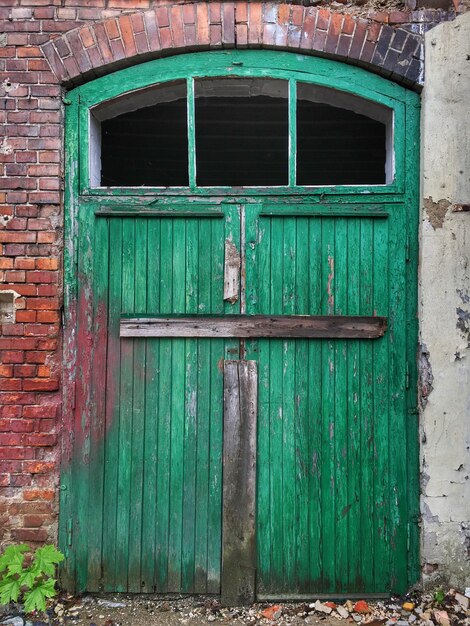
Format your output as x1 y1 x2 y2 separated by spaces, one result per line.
0 0 465 549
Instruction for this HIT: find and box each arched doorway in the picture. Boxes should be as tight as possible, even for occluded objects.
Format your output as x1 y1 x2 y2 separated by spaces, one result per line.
60 50 420 600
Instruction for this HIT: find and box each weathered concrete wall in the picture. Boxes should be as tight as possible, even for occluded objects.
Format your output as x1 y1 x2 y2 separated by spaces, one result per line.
419 11 470 588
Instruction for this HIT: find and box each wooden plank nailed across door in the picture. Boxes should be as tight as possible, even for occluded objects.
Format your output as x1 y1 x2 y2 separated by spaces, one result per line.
120 315 387 339
221 360 258 607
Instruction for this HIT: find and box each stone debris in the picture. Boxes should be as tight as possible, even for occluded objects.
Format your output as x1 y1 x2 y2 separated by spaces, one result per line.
1 587 469 626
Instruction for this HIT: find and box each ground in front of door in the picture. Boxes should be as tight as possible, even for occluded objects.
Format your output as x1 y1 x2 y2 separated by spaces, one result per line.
1 591 468 626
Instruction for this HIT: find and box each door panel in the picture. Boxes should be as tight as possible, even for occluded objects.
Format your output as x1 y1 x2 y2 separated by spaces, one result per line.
71 200 411 596
246 206 409 595
75 208 240 593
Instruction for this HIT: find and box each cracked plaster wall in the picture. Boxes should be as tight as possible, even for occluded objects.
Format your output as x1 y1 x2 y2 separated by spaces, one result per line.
420 12 470 588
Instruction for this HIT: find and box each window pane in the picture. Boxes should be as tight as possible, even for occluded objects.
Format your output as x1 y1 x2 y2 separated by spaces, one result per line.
296 83 388 186
195 78 288 187
98 81 188 187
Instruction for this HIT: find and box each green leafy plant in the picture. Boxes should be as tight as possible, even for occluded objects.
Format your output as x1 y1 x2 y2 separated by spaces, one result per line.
0 544 64 613
433 588 446 604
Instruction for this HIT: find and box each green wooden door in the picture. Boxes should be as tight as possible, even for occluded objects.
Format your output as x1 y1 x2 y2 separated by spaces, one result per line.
244 204 412 596
69 204 242 594
61 51 419 598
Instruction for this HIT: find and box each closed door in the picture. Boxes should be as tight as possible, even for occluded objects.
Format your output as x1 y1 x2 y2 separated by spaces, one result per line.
67 199 411 597
61 52 419 598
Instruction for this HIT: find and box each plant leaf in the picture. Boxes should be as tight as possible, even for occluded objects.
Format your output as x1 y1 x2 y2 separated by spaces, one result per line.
0 576 21 606
0 544 29 574
23 578 57 614
30 545 64 578
18 569 37 589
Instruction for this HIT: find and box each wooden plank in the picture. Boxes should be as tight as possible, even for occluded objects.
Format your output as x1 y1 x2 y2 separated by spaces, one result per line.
221 360 258 607
223 239 240 304
120 315 387 339
95 210 224 218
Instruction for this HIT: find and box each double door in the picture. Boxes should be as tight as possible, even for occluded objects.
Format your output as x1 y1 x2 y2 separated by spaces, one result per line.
65 199 415 598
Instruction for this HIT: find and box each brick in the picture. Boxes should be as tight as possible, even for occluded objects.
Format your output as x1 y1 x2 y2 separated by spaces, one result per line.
0 406 24 419
0 392 37 405
248 2 262 45
39 418 55 432
37 365 51 377
5 271 26 282
25 351 47 364
16 311 37 323
118 14 137 56
10 419 34 433
15 258 36 270
9 474 31 487
0 433 22 446
1 324 25 336
12 528 49 542
25 433 57 446
23 489 55 501
0 378 22 391
36 258 59 270
23 405 57 419
196 3 209 45
14 364 37 378
170 5 185 48
0 446 33 460
22 461 55 474
23 514 48 527
1 351 24 364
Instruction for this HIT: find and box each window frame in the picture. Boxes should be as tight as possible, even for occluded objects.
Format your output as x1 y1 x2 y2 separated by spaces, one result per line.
70 50 408 198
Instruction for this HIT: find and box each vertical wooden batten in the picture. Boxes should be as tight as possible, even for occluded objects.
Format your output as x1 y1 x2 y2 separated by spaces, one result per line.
221 360 258 606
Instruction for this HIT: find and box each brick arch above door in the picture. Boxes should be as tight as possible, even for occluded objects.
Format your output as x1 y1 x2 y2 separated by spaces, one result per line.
40 2 424 90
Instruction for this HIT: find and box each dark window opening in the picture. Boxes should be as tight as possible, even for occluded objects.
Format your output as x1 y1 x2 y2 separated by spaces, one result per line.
195 78 288 187
99 82 188 187
297 83 387 185
94 78 391 188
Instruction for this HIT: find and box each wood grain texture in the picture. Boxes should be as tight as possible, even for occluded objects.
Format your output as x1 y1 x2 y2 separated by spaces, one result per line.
221 360 258 607
120 315 387 338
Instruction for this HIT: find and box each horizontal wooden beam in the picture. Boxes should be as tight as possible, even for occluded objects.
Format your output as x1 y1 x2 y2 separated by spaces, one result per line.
120 315 387 339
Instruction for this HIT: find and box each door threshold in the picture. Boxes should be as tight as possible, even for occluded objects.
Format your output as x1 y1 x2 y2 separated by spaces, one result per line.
256 593 390 601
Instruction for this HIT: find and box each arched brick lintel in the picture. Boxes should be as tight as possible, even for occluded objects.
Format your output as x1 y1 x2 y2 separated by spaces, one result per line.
41 2 424 91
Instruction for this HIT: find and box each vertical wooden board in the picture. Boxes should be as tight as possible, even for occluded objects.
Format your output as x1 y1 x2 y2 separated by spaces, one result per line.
182 219 199 592
307 219 323 588
128 218 148 592
206 339 224 593
73 199 95 592
115 218 136 591
333 219 348 592
155 218 173 591
268 220 285 591
281 218 296 588
294 218 310 589
320 218 336 590
372 218 390 591
358 219 375 590
168 219 186 591
141 219 161 592
102 218 123 591
345 219 361 590
86 214 109 590
205 214 228 593
194 222 212 593
221 360 258 606
194 337 210 593
387 207 408 592
59 95 80 592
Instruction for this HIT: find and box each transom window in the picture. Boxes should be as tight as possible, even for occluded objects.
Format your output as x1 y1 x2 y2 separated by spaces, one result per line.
92 77 393 189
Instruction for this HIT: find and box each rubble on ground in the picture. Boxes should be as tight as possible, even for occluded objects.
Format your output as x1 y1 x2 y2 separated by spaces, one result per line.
0 587 469 626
